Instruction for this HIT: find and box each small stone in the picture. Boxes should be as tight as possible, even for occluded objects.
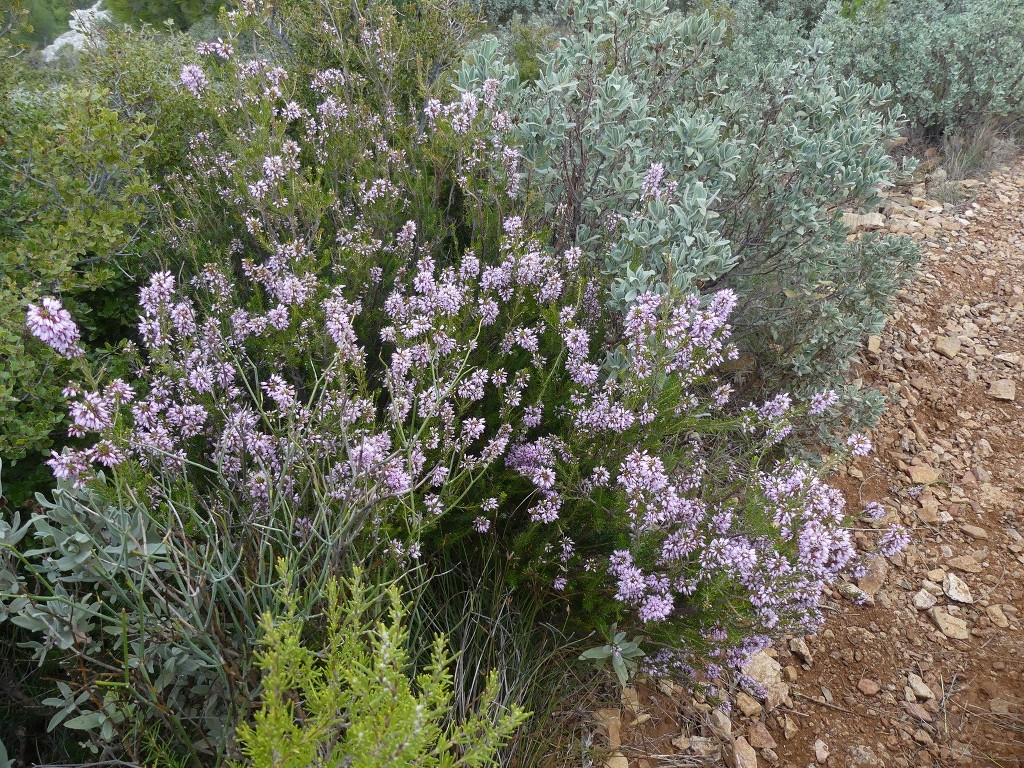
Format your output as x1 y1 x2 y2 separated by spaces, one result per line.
858 678 882 696
986 604 1010 628
837 581 874 605
711 709 733 737
848 745 883 767
943 573 974 603
814 738 830 764
990 698 1015 714
989 380 1016 401
926 568 946 582
671 734 691 751
929 607 971 639
913 728 934 745
621 686 641 714
917 496 940 524
689 736 720 757
908 673 935 700
732 736 758 768
789 637 814 664
913 589 938 610
594 708 622 749
604 752 629 768
783 714 799 740
743 651 783 689
867 335 882 354
736 692 763 717
946 555 983 573
961 524 989 540
764 682 790 712
934 336 962 358
904 701 934 721
747 721 777 750
843 212 886 231
908 465 940 485
858 555 889 597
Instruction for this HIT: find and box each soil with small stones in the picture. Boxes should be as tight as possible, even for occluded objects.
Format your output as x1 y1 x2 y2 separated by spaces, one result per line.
587 159 1024 768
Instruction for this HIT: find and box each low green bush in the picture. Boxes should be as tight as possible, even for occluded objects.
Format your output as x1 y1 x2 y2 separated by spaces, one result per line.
236 564 527 768
724 0 1024 139
820 0 1024 138
0 66 151 504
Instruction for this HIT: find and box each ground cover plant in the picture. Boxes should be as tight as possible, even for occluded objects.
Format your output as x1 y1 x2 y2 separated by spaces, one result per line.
14 0 1023 763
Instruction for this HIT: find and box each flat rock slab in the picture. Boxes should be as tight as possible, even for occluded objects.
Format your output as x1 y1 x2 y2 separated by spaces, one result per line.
946 555 983 573
929 608 971 640
908 465 940 484
934 335 962 358
913 589 938 610
732 736 758 768
943 572 974 603
987 604 1010 628
858 555 889 597
989 379 1016 401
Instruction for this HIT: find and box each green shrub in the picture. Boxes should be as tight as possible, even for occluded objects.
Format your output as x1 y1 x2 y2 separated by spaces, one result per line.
236 564 527 768
1 1 912 762
0 72 151 504
103 0 218 29
724 0 1024 138
460 0 918 436
819 0 1024 137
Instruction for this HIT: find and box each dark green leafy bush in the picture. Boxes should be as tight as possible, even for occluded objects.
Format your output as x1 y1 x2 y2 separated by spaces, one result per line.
0 66 151 503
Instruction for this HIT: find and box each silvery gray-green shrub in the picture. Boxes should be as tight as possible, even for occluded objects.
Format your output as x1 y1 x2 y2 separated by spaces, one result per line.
725 0 1024 138
818 0 1024 137
463 0 918 434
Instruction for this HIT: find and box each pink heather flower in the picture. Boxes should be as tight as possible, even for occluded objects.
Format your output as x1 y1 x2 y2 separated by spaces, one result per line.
26 298 83 358
262 374 297 409
810 389 839 415
70 392 113 432
197 38 233 60
396 220 417 250
846 433 873 456
863 501 886 521
878 526 910 557
179 64 209 97
89 440 125 468
712 384 732 407
641 162 666 200
473 516 491 533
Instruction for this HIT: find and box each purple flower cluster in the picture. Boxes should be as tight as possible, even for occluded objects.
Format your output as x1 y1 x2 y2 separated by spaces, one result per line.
26 298 83 358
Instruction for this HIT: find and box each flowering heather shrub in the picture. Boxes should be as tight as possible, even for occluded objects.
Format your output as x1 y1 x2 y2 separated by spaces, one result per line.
2 0 908 757
470 0 919 437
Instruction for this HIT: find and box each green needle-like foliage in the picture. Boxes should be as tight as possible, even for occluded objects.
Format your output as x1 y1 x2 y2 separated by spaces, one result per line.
236 564 529 768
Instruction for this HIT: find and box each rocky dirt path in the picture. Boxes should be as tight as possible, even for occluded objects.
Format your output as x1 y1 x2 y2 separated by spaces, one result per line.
734 161 1024 768
590 159 1024 768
